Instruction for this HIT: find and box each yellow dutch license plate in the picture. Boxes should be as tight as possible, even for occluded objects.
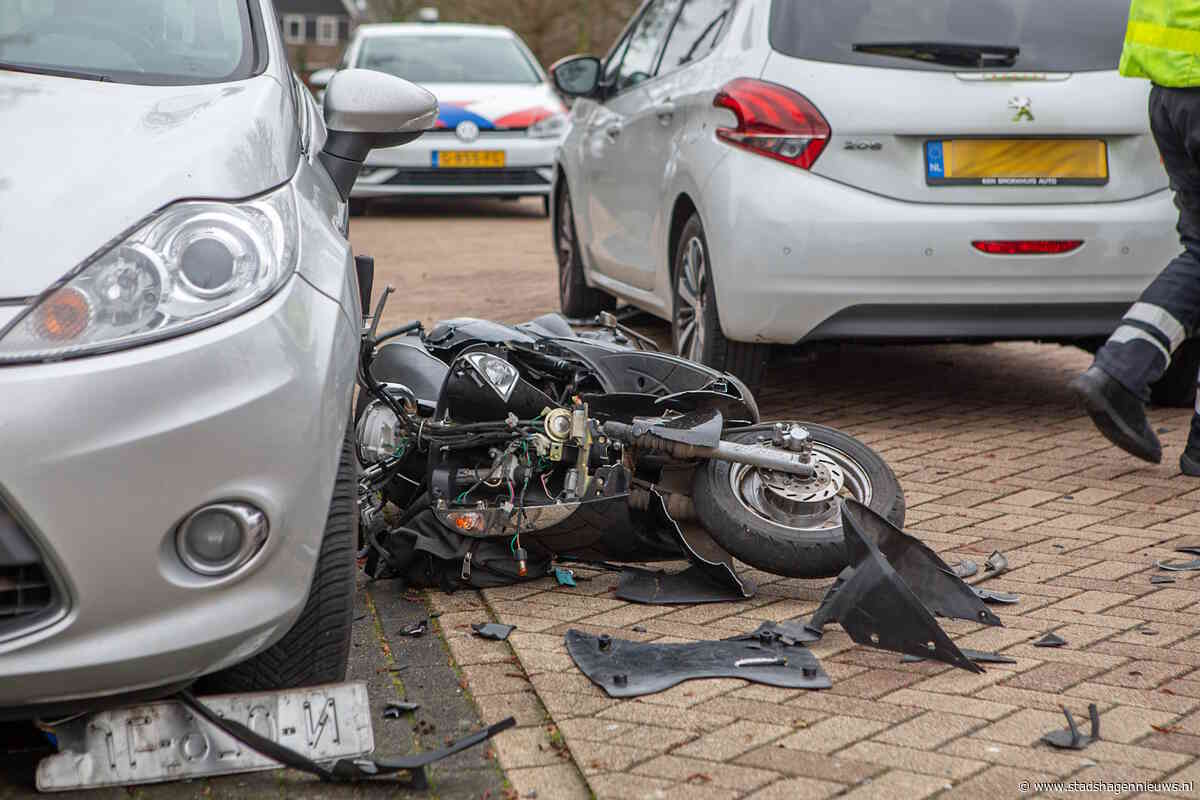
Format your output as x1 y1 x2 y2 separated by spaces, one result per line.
925 139 1108 186
433 150 506 168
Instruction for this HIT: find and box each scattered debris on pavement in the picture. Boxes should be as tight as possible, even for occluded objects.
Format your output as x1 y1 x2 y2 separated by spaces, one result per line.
973 550 1010 584
554 567 577 587
1041 705 1100 750
400 620 428 637
1034 633 1068 648
951 560 979 579
1150 575 1177 584
1154 556 1200 572
472 622 516 641
384 702 421 718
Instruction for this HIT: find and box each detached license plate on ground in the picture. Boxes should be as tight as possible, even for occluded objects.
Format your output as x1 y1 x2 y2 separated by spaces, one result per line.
925 139 1108 186
36 682 374 792
433 150 506 168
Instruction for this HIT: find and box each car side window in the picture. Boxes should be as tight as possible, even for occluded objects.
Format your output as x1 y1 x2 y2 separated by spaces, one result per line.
614 0 683 92
657 0 734 76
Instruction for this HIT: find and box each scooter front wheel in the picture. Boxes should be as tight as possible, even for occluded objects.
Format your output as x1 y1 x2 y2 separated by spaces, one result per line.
693 423 905 578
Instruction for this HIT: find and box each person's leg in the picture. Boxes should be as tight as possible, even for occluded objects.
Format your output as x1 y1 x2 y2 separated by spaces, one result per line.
1093 243 1200 397
1184 377 1200 476
1073 85 1200 464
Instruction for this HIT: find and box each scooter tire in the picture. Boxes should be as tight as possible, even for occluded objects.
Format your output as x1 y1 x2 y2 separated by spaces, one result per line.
692 423 905 579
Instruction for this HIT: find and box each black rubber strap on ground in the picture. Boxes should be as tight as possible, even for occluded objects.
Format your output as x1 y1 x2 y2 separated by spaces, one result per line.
178 691 515 784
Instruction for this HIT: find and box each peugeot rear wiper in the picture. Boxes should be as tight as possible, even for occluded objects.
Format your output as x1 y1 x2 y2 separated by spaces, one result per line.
852 41 1019 69
0 60 110 82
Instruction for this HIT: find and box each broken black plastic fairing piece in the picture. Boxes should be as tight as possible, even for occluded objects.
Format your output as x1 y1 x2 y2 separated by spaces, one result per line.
615 487 755 605
564 629 830 698
808 501 999 673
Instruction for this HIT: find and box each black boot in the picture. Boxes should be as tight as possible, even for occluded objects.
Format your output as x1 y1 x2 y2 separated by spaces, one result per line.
1184 448 1200 476
1069 366 1163 464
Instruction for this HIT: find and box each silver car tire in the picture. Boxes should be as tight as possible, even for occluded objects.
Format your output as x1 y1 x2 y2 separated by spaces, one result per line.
198 419 358 692
671 213 770 390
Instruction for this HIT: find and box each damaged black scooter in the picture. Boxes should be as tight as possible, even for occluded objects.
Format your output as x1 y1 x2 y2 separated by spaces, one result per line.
353 276 905 598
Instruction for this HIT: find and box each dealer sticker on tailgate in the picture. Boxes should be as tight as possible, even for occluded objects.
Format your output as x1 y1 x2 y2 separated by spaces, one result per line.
36 682 374 792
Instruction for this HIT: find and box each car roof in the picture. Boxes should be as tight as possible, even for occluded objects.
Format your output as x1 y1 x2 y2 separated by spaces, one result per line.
355 23 517 39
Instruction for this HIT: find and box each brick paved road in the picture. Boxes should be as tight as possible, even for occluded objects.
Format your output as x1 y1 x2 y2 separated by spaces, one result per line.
355 198 1200 799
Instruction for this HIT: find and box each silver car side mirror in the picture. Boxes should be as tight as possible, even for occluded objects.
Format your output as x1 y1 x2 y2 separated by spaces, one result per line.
319 69 439 200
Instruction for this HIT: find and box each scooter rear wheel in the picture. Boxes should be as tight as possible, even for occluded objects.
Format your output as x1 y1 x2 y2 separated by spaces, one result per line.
693 423 904 578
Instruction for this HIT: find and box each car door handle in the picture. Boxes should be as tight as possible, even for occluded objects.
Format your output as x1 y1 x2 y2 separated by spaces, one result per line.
655 102 676 125
605 123 623 141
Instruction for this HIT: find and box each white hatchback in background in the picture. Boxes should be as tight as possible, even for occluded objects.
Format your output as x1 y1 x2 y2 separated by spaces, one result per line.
325 23 566 214
550 0 1194 400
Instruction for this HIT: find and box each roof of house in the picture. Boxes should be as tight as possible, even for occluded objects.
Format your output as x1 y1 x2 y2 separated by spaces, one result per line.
274 0 357 16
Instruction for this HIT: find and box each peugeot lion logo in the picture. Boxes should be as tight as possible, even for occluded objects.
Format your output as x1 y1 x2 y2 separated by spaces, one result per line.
455 120 480 143
1008 97 1034 122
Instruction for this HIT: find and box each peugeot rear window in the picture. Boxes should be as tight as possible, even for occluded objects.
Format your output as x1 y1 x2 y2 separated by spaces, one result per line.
768 0 1128 73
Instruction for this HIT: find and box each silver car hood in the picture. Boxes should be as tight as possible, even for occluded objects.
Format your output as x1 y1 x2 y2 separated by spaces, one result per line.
0 72 298 300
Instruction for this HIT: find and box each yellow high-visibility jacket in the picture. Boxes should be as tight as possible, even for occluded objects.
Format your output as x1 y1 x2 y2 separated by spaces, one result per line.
1120 0 1200 86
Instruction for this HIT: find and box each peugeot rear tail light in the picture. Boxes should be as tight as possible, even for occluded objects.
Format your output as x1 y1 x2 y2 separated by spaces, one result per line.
713 78 831 169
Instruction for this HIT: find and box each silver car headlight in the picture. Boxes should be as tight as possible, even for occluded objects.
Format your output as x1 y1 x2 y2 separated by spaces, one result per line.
0 183 299 363
526 112 568 139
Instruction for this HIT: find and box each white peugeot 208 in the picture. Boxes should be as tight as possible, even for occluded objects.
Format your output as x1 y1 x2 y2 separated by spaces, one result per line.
550 0 1192 400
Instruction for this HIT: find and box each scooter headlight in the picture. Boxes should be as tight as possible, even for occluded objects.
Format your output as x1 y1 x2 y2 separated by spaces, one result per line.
0 183 299 363
356 399 402 465
465 352 520 400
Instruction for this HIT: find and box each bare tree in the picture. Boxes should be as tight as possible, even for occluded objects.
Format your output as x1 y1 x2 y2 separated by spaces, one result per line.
366 0 640 66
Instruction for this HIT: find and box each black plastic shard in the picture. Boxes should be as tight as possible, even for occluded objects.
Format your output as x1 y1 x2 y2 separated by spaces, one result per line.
1033 633 1067 648
810 501 1002 630
563 629 830 698
902 648 1016 665
472 622 515 641
973 588 1020 605
808 501 987 673
1041 704 1100 750
1154 557 1200 572
616 565 747 605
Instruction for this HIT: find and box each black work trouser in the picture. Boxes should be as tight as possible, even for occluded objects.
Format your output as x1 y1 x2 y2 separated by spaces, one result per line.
1093 85 1200 446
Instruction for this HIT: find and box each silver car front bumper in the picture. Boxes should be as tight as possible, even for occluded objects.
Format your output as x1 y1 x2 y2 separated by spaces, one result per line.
0 275 357 708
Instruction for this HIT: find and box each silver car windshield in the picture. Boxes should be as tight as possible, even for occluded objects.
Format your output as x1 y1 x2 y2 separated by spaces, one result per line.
359 35 541 84
0 0 255 85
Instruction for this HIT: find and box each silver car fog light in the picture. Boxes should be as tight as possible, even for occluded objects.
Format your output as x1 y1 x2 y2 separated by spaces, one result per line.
176 503 268 577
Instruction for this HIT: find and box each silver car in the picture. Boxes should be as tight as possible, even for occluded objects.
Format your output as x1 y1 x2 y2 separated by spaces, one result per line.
550 0 1186 397
0 0 434 716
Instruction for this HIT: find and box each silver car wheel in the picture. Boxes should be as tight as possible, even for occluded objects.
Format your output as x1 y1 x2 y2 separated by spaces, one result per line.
674 235 707 361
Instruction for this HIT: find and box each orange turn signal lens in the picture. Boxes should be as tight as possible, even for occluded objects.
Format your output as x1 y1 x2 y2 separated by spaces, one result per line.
31 288 91 341
452 513 484 532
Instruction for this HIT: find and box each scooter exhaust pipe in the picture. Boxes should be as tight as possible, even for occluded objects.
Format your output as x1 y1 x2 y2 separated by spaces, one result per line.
603 422 816 477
